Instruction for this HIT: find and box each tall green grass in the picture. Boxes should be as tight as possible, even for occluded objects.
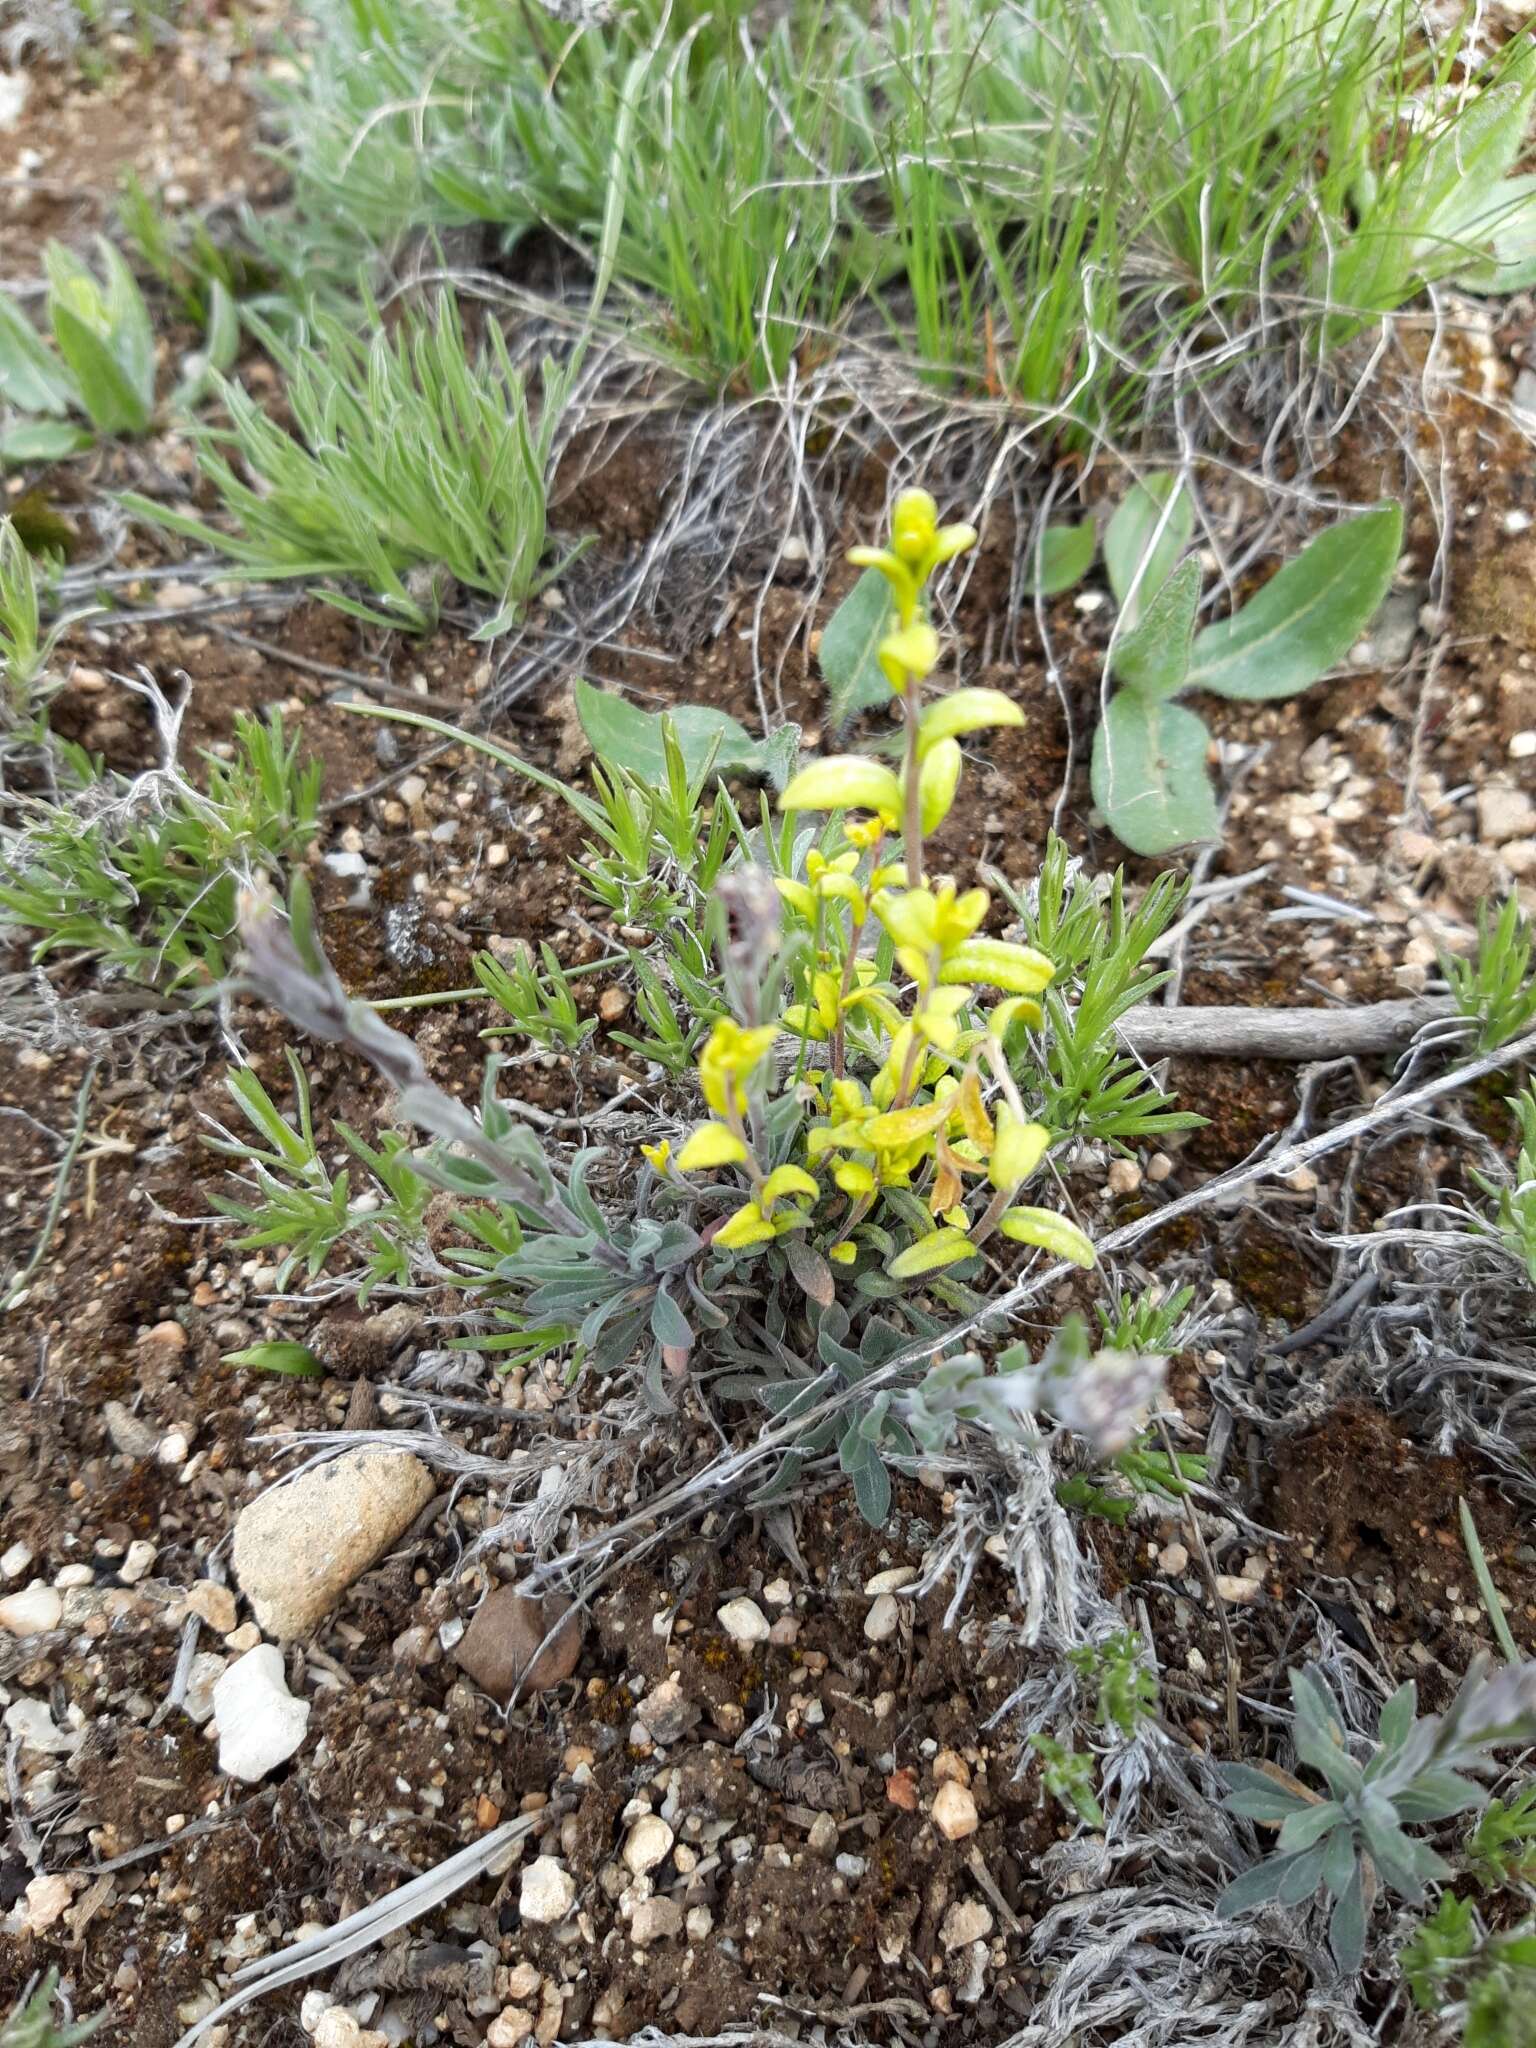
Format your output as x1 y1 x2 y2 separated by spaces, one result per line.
265 0 1536 430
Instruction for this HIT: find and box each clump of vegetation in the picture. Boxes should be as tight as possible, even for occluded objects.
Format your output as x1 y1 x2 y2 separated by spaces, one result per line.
1446 899 1536 1056
263 0 1536 419
1401 1895 1536 2048
0 1972 101 2048
0 706 319 990
123 296 579 633
228 488 1203 1521
1218 1659 1536 1974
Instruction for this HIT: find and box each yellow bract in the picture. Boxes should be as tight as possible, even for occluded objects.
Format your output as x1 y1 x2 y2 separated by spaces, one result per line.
990 1110 1051 1190
698 1018 779 1119
714 1202 777 1250
937 937 1055 996
640 1139 671 1172
676 1122 749 1170
779 756 902 824
887 1225 976 1279
916 687 1025 759
878 619 940 693
915 737 962 834
998 1206 1096 1268
760 1164 818 1211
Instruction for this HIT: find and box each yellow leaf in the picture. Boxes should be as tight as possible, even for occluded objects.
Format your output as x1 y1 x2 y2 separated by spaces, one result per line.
915 735 962 834
774 877 816 921
939 938 1055 995
917 687 1025 758
887 1225 976 1280
780 756 903 821
677 1122 749 1170
990 1111 1052 1189
713 1202 777 1250
864 1098 952 1148
833 1159 876 1195
828 1239 858 1265
997 1206 1096 1268
760 1164 819 1208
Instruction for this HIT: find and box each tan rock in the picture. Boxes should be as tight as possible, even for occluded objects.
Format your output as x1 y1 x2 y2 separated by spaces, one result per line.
186 1580 238 1634
233 1451 435 1640
931 1780 979 1841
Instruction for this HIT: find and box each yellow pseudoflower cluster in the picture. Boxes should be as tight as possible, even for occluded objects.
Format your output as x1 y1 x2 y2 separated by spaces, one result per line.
653 487 1096 1283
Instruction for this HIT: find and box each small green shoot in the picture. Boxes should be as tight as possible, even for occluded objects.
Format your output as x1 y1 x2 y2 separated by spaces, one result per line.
1444 899 1536 1055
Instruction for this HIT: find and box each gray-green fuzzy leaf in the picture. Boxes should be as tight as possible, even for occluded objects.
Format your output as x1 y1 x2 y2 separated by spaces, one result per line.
1022 521 1096 597
1090 693 1218 855
1110 556 1201 700
574 678 797 788
1187 505 1402 703
820 567 894 729
1104 476 1191 625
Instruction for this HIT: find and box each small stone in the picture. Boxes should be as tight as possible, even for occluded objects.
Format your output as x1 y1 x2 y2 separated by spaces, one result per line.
598 987 630 1024
120 1540 158 1584
183 1652 227 1726
147 1320 187 1350
20 1873 74 1934
1215 1574 1262 1604
213 1645 310 1782
454 1584 583 1702
835 1852 867 1879
397 774 428 805
1511 731 1536 760
187 1581 238 1633
519 1856 575 1926
0 1584 62 1637
940 1899 994 1950
1 1540 32 1579
864 1566 917 1595
886 1768 920 1811
932 1748 970 1787
807 1812 839 1856
763 1577 793 1606
633 1675 698 1746
717 1597 770 1643
488 2011 533 2048
1145 1152 1174 1183
685 1905 714 1941
1106 1158 1142 1196
1478 783 1536 845
864 1592 901 1642
5 1697 79 1756
931 1781 979 1841
624 1814 675 1875
1157 1541 1189 1576
233 1450 436 1640
630 1896 684 1945
158 1430 191 1467
313 2015 363 2048
53 1563 93 1589
102 1403 159 1460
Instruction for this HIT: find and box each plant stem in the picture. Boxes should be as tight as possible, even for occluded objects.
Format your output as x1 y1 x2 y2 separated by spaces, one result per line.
901 681 924 889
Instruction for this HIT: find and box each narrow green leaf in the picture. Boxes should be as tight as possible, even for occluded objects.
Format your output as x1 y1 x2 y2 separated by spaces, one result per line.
819 567 894 729
1022 521 1096 597
574 678 797 788
223 1341 325 1379
50 304 152 435
1188 505 1403 703
1110 556 1201 700
1091 693 1219 855
1104 476 1191 624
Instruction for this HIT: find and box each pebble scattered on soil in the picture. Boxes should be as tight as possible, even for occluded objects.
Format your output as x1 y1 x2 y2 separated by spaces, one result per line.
212 1643 311 1782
